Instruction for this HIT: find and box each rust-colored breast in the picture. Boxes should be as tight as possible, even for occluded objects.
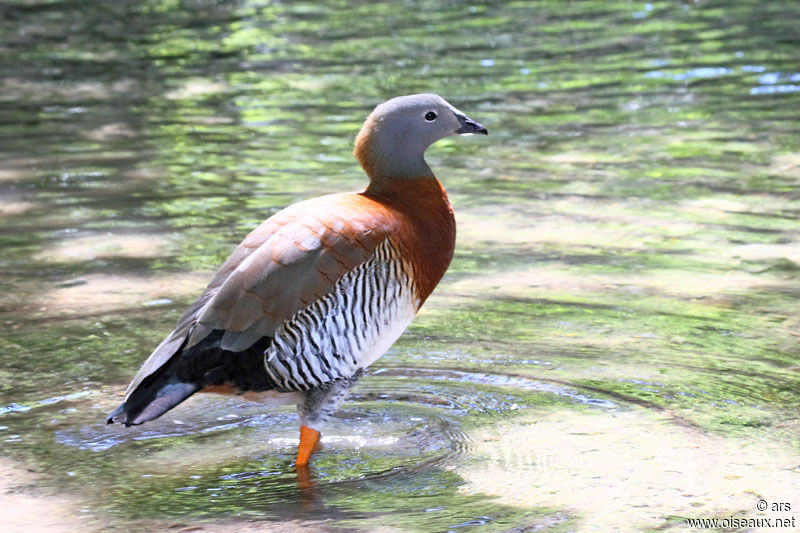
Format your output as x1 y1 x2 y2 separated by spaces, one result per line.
362 176 456 305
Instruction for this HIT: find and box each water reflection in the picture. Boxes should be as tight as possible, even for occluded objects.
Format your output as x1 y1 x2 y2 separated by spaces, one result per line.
1 0 799 530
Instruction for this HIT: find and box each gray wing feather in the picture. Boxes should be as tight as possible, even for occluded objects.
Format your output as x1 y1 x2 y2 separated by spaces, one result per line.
120 194 391 401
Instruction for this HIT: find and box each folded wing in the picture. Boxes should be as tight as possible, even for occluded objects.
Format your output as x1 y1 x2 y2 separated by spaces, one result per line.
122 193 397 401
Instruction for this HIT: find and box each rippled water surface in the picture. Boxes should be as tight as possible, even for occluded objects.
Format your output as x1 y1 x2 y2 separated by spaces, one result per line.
1 0 799 531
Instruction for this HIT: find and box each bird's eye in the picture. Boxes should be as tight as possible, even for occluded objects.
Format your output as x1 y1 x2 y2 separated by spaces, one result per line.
424 111 437 122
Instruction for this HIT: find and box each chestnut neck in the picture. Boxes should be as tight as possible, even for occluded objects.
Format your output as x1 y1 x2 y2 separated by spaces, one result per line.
362 174 442 202
361 176 456 306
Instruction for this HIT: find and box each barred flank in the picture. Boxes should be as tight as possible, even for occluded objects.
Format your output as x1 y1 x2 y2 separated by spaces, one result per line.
265 239 416 392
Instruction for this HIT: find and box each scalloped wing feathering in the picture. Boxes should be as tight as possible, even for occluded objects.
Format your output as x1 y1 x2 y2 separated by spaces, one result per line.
123 193 396 399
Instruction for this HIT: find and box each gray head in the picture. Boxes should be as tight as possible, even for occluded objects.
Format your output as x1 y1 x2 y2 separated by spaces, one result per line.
354 94 487 180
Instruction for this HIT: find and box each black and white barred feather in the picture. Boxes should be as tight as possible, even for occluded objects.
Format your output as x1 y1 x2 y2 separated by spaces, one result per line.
265 239 418 392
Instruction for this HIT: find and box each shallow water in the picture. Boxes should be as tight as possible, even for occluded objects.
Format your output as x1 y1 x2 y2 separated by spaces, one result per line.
1 0 799 531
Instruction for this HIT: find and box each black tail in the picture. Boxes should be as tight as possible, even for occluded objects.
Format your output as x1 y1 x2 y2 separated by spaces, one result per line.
107 330 275 426
107 381 199 426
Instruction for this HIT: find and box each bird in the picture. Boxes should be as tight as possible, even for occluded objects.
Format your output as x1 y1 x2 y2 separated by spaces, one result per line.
107 94 487 467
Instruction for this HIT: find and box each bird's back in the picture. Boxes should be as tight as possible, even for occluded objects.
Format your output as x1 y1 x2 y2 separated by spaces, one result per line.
108 182 455 425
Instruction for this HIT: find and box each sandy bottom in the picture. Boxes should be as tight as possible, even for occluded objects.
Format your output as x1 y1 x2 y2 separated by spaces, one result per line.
458 409 800 531
0 458 99 533
33 233 172 263
0 456 334 532
0 199 40 217
46 272 209 314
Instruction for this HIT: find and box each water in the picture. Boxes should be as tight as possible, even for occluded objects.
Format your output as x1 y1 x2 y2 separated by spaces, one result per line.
1 0 799 531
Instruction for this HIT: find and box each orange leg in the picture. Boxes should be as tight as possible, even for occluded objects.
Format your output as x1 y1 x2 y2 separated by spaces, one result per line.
295 425 321 466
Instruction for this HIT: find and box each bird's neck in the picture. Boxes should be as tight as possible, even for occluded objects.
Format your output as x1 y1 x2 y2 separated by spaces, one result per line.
354 116 456 303
354 117 432 180
361 177 456 306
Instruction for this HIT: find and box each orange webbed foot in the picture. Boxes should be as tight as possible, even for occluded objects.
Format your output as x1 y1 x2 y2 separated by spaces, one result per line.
295 425 321 467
